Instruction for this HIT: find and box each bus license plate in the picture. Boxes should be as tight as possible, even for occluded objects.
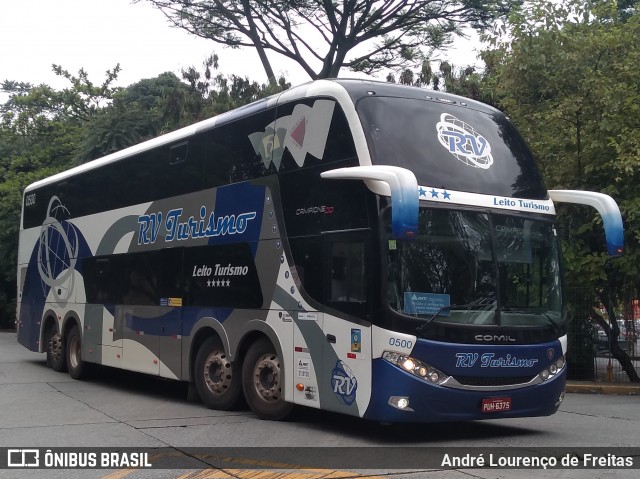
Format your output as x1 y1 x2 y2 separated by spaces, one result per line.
481 397 512 413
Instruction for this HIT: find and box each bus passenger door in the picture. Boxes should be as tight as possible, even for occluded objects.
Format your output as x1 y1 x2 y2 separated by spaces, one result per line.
321 235 373 417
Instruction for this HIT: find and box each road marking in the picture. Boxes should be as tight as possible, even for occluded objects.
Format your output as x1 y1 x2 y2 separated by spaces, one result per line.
101 470 135 479
104 469 385 479
176 471 385 479
101 453 387 479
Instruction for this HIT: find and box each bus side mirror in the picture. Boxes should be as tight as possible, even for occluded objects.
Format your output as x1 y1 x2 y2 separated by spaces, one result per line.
321 166 418 239
548 190 624 256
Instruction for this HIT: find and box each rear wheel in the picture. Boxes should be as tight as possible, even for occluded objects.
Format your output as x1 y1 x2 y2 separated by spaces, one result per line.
242 338 293 420
46 324 67 372
194 336 242 410
66 325 90 380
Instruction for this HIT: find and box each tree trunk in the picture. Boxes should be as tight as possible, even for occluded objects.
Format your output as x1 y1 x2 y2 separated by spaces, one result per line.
597 292 640 382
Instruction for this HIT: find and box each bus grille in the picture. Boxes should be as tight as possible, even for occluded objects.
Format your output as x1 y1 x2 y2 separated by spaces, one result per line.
453 375 535 387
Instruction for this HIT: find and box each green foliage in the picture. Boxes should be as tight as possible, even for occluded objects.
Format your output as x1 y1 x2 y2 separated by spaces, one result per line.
479 0 640 379
177 54 290 121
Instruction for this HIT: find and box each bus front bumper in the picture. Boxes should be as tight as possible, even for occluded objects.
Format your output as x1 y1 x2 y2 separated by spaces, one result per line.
363 358 566 423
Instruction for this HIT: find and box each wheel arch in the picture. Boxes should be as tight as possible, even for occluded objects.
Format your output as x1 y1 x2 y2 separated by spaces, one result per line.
233 320 287 397
40 309 81 353
61 311 81 338
186 317 230 382
40 309 59 354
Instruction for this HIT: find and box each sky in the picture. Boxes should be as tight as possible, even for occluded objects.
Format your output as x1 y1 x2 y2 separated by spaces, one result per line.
1 0 484 96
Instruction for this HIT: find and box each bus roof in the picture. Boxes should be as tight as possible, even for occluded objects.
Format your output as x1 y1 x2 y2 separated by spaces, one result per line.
24 79 497 193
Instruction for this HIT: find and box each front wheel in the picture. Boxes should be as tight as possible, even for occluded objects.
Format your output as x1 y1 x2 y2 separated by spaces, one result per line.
242 338 293 420
66 325 90 380
194 336 242 410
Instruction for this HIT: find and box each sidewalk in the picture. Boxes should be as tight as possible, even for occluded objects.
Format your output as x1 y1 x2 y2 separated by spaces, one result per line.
566 381 640 395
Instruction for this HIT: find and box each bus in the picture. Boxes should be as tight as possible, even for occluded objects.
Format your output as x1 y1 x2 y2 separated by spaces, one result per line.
16 79 623 423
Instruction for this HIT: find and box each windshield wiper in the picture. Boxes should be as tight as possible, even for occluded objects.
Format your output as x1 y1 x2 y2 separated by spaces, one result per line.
501 308 562 335
535 311 562 335
416 296 497 334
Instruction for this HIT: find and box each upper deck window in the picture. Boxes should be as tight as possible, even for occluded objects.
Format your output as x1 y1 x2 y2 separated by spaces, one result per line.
356 96 546 199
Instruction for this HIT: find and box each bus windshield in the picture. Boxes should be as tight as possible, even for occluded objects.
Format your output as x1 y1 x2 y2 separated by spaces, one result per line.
386 209 563 333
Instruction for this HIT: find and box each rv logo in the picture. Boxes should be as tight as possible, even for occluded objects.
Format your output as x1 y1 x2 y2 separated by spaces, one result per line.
331 360 357 405
436 113 493 169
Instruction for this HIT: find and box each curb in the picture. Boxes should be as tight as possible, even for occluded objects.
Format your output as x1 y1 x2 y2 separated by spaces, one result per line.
566 381 640 395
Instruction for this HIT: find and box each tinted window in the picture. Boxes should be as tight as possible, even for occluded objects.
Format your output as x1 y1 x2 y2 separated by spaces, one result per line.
83 257 120 304
277 99 357 172
22 108 276 229
289 237 324 304
201 108 278 188
330 241 367 303
155 141 203 199
357 96 546 199
83 249 182 306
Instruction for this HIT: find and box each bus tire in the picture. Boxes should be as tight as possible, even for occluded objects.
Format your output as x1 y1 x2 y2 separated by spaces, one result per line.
242 338 293 420
46 325 67 372
194 336 242 410
66 325 90 380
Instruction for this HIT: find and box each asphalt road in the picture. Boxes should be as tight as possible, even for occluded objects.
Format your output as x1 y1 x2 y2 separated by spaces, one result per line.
1 331 639 479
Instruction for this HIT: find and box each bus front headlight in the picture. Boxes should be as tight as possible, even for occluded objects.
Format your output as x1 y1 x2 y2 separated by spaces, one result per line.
539 355 566 382
383 351 449 385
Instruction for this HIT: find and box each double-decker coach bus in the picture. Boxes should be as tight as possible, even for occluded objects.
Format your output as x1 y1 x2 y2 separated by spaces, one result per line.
16 79 623 423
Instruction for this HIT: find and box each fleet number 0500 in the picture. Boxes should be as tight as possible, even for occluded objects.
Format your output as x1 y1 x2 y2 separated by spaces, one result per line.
389 338 413 349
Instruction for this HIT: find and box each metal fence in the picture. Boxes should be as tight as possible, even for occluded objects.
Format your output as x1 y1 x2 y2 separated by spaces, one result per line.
566 288 639 383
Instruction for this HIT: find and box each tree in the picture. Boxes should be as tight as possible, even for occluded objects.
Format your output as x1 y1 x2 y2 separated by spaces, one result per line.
388 59 487 101
0 65 122 326
178 54 290 119
481 0 640 381
75 72 190 162
138 0 516 81
77 61 290 163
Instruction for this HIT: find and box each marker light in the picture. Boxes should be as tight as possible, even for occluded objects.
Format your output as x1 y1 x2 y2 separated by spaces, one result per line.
383 351 449 385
